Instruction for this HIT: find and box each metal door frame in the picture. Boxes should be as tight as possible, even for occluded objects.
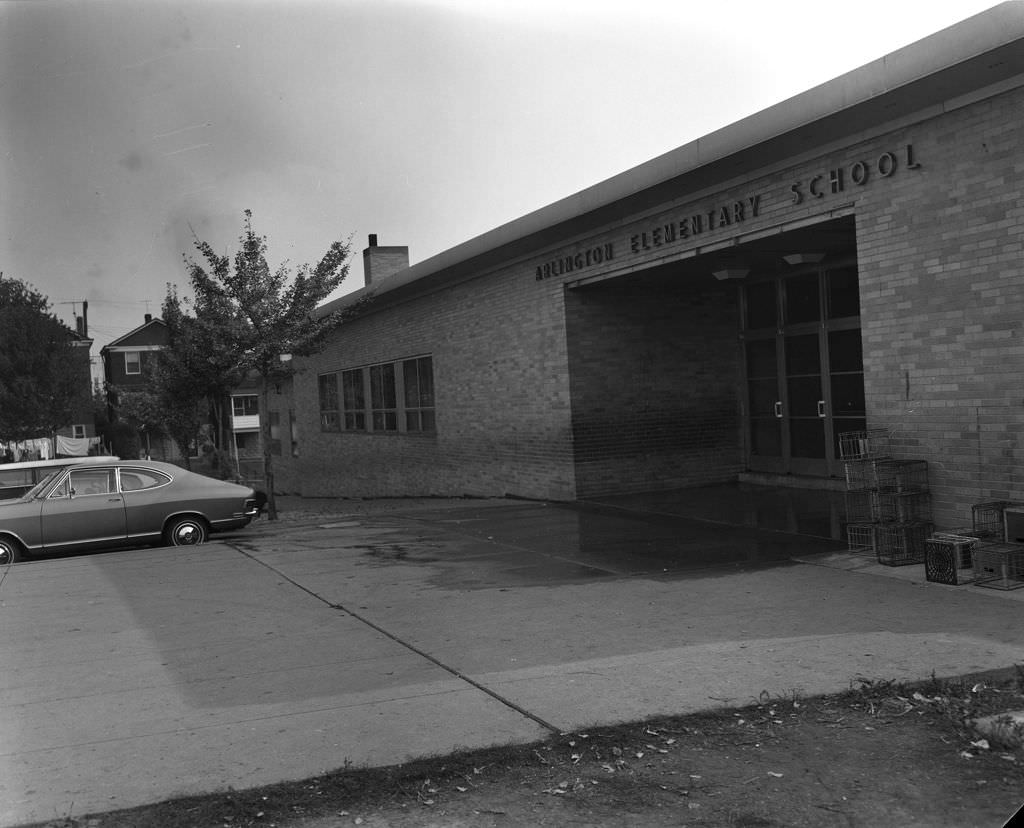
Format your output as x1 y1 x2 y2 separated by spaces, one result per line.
741 258 862 477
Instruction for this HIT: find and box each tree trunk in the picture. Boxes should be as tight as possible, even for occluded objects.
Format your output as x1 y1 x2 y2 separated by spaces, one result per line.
259 376 278 520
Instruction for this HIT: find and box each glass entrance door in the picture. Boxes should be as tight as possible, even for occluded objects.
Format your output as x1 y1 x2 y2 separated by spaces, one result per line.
742 263 864 477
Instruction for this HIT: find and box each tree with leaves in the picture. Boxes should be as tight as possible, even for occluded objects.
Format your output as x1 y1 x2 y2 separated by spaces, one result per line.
184 210 355 519
153 286 246 468
0 274 91 446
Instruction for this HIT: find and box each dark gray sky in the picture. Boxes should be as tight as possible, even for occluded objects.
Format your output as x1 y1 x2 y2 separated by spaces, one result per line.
0 0 997 376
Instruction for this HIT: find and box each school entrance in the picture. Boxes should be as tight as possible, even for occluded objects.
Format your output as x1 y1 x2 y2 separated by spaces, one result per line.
740 219 863 478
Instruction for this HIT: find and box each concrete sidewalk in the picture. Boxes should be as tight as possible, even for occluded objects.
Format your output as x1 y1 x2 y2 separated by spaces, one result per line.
2 497 1023 826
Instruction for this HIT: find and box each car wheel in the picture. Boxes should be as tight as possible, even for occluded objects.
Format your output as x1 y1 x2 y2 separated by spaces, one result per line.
0 536 24 566
164 516 209 547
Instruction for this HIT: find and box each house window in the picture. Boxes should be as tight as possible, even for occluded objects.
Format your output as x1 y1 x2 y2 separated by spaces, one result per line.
342 368 366 430
72 424 87 439
232 395 259 417
370 363 397 431
125 351 141 375
403 356 435 432
289 409 299 457
318 373 339 431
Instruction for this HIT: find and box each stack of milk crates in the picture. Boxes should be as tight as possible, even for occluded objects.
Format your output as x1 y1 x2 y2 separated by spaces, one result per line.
841 429 934 566
935 501 1024 590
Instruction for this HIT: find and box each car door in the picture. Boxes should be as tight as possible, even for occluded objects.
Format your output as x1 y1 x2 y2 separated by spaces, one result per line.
39 467 128 550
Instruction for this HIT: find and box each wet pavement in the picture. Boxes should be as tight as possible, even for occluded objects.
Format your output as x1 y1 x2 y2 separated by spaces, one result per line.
2 487 1022 826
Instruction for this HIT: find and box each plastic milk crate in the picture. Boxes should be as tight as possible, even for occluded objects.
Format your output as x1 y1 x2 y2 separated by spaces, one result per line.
843 459 928 493
875 490 932 522
971 540 1024 590
838 429 891 461
844 490 876 523
875 522 933 566
971 501 1012 540
846 524 876 555
924 533 977 585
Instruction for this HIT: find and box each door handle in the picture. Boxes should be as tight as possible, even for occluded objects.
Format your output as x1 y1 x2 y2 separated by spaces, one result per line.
817 400 826 418
774 401 783 419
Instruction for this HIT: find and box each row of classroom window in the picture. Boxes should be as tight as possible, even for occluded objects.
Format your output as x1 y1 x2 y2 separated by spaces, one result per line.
318 355 435 434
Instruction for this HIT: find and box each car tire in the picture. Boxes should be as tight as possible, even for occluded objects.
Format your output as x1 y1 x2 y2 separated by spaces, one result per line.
0 536 24 566
164 516 209 547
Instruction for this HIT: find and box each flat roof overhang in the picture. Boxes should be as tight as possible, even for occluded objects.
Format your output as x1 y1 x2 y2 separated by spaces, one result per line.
319 2 1024 315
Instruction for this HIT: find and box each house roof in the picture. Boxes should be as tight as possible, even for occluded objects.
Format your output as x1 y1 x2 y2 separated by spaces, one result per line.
100 317 168 352
318 1 1024 316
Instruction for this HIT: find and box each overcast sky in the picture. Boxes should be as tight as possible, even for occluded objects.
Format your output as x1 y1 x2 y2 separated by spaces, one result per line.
0 0 1002 375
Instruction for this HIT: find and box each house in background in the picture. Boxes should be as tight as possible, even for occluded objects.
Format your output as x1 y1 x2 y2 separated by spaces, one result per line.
99 313 268 479
61 309 97 451
228 375 265 484
99 313 175 459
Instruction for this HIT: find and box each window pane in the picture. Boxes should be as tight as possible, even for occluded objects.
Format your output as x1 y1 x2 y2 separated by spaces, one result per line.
371 364 396 408
342 369 364 410
785 334 820 376
828 329 863 373
318 374 339 432
120 469 169 491
784 273 820 324
744 281 777 330
831 374 866 416
402 357 435 432
787 376 822 416
70 469 115 495
417 358 434 406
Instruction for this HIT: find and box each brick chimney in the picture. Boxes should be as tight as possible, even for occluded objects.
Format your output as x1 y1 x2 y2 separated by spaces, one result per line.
76 300 89 338
363 234 409 287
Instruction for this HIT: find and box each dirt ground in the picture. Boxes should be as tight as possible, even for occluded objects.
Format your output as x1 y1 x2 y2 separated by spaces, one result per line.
32 669 1024 828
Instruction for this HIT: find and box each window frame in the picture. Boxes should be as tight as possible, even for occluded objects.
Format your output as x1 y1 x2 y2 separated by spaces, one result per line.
370 363 398 432
124 351 141 375
319 355 435 435
318 373 340 432
342 368 367 431
402 356 436 433
232 395 259 417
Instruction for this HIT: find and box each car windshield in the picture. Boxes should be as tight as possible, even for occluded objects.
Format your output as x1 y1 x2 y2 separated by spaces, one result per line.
23 469 64 499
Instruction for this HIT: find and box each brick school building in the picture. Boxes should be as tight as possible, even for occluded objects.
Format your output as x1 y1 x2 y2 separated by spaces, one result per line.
271 5 1024 531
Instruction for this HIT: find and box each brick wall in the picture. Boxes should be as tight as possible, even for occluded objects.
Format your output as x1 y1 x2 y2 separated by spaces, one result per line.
854 85 1024 528
276 267 578 500
565 276 743 498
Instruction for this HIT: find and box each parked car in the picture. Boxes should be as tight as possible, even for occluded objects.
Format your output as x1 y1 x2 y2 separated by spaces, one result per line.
0 460 259 565
0 456 119 500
